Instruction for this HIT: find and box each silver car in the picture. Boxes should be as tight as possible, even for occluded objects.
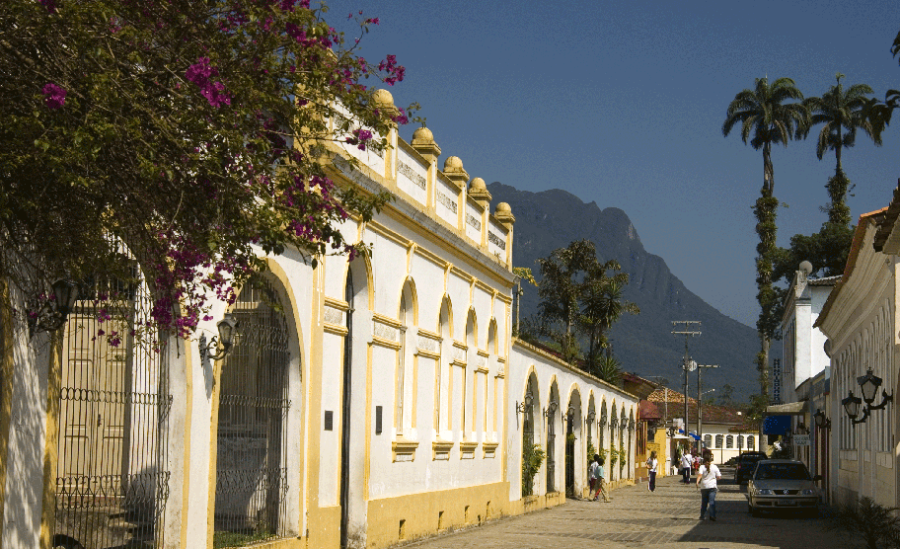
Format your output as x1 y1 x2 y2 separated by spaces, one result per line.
746 459 821 516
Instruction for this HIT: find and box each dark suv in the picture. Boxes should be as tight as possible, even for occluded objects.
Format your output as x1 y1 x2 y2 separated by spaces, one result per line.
734 451 768 484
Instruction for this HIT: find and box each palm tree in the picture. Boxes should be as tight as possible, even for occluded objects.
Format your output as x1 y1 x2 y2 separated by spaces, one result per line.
578 265 639 369
722 77 807 434
803 73 880 228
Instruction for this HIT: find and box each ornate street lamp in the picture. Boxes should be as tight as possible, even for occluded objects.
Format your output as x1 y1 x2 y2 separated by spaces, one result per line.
516 391 534 416
813 408 831 430
29 279 79 336
857 368 893 410
543 399 558 419
842 391 867 424
200 313 239 361
585 409 596 427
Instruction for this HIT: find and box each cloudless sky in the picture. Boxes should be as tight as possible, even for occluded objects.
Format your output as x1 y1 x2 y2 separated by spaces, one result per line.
329 0 900 328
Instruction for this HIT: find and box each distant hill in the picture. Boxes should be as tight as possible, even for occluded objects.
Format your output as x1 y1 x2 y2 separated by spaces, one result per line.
489 182 760 400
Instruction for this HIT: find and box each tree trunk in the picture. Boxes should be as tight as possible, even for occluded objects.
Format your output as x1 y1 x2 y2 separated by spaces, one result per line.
755 144 776 455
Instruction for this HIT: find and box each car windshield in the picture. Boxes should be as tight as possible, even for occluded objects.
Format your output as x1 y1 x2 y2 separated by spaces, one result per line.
740 456 764 462
754 463 810 481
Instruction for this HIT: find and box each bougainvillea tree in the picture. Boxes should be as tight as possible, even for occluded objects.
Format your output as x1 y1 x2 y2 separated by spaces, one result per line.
0 0 413 340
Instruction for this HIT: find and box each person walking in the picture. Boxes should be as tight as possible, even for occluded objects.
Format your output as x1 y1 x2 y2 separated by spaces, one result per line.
591 456 611 503
646 451 658 492
588 454 600 497
696 455 722 521
680 449 693 484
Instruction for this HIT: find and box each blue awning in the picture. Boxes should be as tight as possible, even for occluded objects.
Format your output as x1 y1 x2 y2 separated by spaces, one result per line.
763 415 792 435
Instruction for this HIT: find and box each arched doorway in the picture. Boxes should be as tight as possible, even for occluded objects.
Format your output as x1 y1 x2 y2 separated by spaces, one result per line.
565 389 582 498
214 274 293 546
521 373 540 497
547 382 560 494
55 259 173 549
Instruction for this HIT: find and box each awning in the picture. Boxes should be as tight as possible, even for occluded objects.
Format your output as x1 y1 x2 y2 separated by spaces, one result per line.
671 434 692 440
765 401 807 416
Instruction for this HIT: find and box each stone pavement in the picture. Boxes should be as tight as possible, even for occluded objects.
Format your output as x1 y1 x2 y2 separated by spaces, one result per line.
399 471 851 549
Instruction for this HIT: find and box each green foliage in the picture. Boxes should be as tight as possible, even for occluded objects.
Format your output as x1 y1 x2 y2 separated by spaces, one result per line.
724 76 806 405
827 497 900 549
609 447 619 466
532 239 637 374
619 445 626 470
586 440 597 465
214 530 274 549
0 0 407 337
521 443 546 497
588 354 622 386
802 74 879 229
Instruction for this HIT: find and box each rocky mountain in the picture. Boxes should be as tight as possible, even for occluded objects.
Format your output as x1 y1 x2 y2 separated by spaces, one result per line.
489 182 760 400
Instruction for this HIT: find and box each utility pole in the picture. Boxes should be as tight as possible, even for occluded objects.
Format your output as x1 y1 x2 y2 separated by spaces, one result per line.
672 321 700 447
697 364 718 451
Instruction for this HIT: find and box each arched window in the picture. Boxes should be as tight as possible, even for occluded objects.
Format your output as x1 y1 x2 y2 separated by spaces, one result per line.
747 435 755 450
726 435 734 448
715 434 723 448
703 434 712 449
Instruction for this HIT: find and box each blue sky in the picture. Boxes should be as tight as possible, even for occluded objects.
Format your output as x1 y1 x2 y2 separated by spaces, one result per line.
330 0 900 328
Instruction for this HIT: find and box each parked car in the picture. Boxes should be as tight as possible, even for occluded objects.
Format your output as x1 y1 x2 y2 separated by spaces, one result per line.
746 459 821 516
734 451 767 484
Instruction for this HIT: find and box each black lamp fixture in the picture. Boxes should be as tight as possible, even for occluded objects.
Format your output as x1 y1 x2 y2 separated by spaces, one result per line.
628 417 636 431
842 392 866 424
199 313 239 361
813 408 831 430
843 368 893 424
29 279 79 336
585 409 596 426
858 368 893 410
543 399 558 419
515 390 534 415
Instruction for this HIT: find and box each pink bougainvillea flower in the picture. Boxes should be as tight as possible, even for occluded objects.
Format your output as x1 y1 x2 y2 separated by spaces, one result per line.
38 0 57 14
42 83 66 109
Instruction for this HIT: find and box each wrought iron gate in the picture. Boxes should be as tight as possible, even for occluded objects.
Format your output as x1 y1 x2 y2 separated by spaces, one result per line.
215 276 291 547
54 273 172 549
565 425 575 497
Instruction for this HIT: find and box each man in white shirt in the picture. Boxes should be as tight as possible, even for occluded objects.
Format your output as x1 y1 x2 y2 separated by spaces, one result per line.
679 451 693 484
696 456 722 521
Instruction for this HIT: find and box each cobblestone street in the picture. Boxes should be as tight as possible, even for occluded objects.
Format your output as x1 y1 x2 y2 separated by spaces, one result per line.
400 471 850 549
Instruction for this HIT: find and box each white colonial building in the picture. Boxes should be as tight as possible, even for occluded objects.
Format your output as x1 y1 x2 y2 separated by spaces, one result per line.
817 205 899 508
0 90 639 549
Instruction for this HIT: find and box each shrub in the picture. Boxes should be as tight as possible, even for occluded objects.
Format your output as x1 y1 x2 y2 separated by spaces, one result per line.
522 443 546 497
827 497 900 549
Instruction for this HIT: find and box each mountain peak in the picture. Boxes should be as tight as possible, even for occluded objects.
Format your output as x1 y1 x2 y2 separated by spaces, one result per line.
488 182 758 399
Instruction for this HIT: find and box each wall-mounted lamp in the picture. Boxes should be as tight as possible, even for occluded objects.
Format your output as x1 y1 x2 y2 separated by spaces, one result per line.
813 408 831 430
585 410 596 426
543 399 558 419
515 391 534 415
199 313 239 361
628 417 636 431
843 368 894 424
29 279 79 336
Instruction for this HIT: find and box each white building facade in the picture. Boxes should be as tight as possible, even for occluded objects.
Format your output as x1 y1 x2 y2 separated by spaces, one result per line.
0 90 639 549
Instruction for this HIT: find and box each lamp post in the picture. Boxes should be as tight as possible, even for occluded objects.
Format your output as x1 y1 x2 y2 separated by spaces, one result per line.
696 365 718 450
672 321 700 441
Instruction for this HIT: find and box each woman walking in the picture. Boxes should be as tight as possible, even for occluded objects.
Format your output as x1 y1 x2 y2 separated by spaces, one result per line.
646 451 658 492
696 455 722 521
